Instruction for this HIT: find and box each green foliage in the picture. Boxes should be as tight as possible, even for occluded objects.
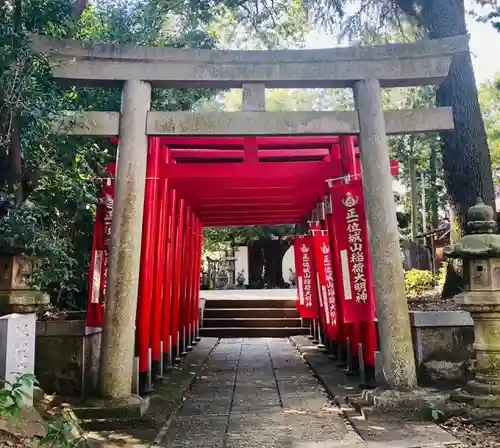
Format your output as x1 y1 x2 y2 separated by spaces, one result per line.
203 228 232 254
0 373 84 447
430 407 445 423
438 262 448 288
37 420 86 447
478 74 500 183
230 225 297 243
0 374 38 423
404 269 436 297
1 0 222 309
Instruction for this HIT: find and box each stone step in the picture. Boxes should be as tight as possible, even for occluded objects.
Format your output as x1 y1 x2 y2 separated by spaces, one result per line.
200 327 310 338
203 307 299 319
203 317 303 328
203 299 297 309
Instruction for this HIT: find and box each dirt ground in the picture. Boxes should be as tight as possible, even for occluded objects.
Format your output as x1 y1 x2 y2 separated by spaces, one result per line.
407 290 463 311
441 416 500 447
0 429 32 447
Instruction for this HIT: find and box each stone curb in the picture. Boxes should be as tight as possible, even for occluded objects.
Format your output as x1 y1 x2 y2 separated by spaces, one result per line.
290 336 466 448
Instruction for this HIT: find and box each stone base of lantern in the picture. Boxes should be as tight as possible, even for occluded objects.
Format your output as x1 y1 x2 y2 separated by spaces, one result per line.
0 251 50 315
451 302 500 408
451 389 500 408
452 377 500 408
0 290 49 315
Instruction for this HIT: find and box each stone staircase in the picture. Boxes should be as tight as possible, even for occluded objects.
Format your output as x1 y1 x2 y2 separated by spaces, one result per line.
200 298 309 338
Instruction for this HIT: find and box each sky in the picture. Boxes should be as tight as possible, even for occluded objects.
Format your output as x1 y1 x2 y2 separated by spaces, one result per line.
304 12 500 85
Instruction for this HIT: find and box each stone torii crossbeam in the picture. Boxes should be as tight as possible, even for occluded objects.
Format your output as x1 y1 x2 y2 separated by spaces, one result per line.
31 34 467 406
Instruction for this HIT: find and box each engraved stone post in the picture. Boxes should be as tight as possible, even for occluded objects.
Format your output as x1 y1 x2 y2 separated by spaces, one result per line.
99 80 151 399
353 78 417 389
0 313 36 406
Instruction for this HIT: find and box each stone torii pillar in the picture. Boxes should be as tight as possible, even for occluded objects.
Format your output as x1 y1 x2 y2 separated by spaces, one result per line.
99 80 151 400
353 79 418 390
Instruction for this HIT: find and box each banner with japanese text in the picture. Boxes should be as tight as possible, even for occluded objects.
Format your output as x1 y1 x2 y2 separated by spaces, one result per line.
292 239 305 315
311 232 337 339
86 162 115 328
293 236 319 320
327 180 376 323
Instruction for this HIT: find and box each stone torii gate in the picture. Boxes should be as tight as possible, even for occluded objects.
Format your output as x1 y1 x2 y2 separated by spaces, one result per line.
32 34 466 405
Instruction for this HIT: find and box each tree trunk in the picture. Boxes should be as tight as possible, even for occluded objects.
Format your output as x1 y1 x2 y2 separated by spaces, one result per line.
441 206 466 297
420 0 495 219
71 0 89 20
429 143 439 229
415 0 495 296
248 241 264 287
262 239 290 288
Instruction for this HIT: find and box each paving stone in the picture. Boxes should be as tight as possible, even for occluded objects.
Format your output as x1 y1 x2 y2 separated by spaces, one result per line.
178 396 232 416
156 338 379 447
218 338 243 344
346 413 464 447
159 415 227 447
227 411 363 447
280 392 332 411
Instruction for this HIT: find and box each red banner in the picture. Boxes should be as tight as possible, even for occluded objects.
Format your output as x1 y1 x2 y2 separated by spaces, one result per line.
87 163 115 328
292 240 304 315
327 180 375 323
311 232 337 339
293 235 319 320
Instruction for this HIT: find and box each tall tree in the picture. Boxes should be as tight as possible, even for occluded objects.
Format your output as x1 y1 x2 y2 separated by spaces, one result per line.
214 0 495 296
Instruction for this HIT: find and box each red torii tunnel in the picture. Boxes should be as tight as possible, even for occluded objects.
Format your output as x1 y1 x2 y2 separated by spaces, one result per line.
88 134 399 394
116 134 397 226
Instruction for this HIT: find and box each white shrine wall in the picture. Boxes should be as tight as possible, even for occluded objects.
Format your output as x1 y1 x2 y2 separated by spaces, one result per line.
282 246 295 283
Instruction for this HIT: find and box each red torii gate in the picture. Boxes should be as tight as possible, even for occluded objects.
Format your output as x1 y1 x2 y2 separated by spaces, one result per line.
88 134 399 394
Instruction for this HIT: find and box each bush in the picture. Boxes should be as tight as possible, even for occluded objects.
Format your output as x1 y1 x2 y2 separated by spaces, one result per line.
0 373 85 447
405 269 436 297
438 262 448 288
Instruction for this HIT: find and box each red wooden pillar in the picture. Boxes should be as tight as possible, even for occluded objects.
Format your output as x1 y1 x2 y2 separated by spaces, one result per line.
339 135 360 180
136 136 161 393
179 207 192 355
192 218 203 342
171 198 186 361
186 214 197 348
194 220 203 341
150 145 170 379
161 188 177 366
183 212 192 350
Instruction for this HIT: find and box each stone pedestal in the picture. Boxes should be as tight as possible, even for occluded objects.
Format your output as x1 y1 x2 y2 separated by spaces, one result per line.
35 320 102 397
446 198 500 407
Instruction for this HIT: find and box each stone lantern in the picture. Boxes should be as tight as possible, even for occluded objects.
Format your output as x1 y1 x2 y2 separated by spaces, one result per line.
445 198 500 407
0 246 50 315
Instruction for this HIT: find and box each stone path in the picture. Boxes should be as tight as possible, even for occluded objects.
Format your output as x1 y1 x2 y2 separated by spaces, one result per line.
155 338 364 447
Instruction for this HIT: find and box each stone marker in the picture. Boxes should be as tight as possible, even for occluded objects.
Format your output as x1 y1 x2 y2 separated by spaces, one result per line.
0 313 36 406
